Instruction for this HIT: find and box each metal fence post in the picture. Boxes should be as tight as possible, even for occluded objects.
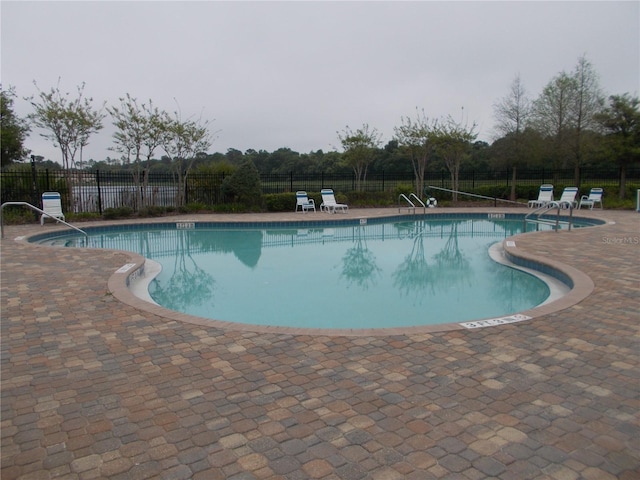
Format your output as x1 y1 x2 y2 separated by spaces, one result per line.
96 170 103 215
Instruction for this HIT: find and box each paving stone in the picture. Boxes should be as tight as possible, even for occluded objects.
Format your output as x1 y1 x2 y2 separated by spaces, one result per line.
1 209 638 480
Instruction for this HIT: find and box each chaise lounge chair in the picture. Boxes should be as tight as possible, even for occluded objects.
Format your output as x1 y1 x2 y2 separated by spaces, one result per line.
528 184 554 208
295 191 316 213
40 192 65 225
556 186 578 209
320 189 348 214
578 188 603 209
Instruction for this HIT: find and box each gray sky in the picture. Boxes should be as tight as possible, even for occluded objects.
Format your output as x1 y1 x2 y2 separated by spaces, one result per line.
2 1 639 164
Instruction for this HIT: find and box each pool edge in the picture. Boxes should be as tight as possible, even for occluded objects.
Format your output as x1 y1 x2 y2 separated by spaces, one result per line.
96 215 599 337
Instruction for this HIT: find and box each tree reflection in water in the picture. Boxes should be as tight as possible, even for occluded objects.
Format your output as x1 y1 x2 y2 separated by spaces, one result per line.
431 222 471 291
151 230 215 310
339 226 381 290
392 222 436 301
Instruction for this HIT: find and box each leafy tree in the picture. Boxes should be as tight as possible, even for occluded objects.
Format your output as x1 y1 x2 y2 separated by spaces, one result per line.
107 94 165 208
221 158 263 207
337 124 382 191
394 109 438 197
595 93 640 199
269 148 301 174
1 86 30 167
28 80 105 201
432 117 478 202
160 110 214 206
492 74 531 199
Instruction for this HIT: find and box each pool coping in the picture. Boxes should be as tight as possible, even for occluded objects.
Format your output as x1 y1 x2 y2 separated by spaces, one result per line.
20 208 607 337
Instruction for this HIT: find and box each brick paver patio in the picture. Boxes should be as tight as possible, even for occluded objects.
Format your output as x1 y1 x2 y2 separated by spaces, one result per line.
1 208 638 479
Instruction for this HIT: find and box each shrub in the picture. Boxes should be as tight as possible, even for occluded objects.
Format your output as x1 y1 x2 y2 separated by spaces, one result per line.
1 205 36 224
264 193 297 212
67 212 101 222
183 202 210 213
102 206 134 220
394 183 414 198
221 159 263 207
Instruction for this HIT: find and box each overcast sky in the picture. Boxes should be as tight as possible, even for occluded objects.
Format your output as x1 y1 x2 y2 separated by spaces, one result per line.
2 1 639 164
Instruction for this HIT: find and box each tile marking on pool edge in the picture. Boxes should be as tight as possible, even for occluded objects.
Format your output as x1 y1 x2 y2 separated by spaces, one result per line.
116 263 137 273
460 314 532 329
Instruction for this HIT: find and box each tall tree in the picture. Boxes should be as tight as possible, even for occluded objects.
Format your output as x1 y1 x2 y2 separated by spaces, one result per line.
108 95 164 209
28 80 105 201
569 55 605 183
1 86 30 167
160 111 213 206
492 74 531 200
337 124 382 191
595 93 640 199
433 116 478 202
530 71 577 171
394 109 438 197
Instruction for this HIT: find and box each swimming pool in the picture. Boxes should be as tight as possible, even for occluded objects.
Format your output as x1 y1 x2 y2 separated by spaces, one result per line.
32 213 600 330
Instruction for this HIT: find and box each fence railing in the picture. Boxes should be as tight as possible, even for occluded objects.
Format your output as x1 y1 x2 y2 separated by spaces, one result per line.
1 166 638 214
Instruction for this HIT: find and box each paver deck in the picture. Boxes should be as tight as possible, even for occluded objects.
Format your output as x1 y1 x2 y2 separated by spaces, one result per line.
1 207 638 479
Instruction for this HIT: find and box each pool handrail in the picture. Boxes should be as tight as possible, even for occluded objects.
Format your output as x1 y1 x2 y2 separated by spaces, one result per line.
1 201 87 239
524 201 574 232
398 193 426 215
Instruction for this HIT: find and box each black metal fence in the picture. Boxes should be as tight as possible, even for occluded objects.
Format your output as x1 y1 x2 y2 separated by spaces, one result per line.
2 166 638 214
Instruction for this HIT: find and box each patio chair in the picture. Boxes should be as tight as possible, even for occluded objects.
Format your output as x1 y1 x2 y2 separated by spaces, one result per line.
295 191 316 213
556 187 579 209
40 192 65 225
578 188 603 209
320 189 348 214
528 184 554 208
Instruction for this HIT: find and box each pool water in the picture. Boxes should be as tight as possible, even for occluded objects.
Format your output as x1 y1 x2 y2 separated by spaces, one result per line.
39 217 554 329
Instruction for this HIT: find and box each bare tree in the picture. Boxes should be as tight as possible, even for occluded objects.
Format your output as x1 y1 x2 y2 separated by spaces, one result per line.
530 72 577 171
531 56 605 183
394 108 438 197
570 55 605 183
493 74 531 200
337 124 382 192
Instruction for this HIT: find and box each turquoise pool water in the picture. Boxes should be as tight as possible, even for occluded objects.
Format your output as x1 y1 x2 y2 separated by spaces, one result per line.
32 214 577 329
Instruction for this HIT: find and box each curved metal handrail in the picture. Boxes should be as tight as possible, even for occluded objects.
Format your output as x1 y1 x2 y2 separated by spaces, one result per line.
1 201 87 239
524 201 573 232
398 194 416 214
398 193 426 215
409 193 426 214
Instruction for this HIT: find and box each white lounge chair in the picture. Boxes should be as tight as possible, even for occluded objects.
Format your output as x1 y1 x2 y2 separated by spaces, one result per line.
40 192 65 225
578 188 603 209
556 187 578 209
528 184 554 208
295 191 316 213
320 189 348 214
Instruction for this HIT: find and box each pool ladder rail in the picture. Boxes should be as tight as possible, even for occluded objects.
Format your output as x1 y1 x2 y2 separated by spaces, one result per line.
0 201 88 239
524 202 574 232
398 193 426 215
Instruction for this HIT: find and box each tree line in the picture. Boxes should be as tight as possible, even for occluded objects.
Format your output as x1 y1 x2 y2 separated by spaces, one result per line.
1 55 639 201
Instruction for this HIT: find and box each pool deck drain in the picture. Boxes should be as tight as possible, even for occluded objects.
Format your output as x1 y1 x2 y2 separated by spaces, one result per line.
1 207 638 479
